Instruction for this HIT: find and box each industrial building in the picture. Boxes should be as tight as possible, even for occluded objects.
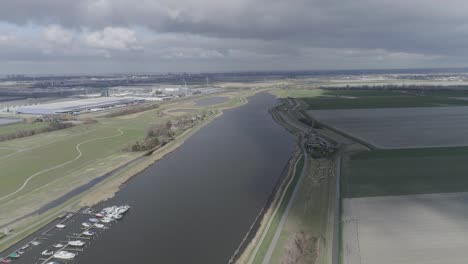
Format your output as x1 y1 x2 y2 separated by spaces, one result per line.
16 97 144 115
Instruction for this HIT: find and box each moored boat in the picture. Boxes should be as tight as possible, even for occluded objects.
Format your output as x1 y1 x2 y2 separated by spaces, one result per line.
42 250 54 256
83 230 95 236
53 251 75 260
68 240 85 247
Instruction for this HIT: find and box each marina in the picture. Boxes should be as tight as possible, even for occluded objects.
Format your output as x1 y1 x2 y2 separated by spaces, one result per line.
1 93 295 263
0 205 130 264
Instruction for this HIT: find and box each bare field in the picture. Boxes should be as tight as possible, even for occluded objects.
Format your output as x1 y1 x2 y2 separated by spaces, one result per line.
342 193 468 264
309 106 468 148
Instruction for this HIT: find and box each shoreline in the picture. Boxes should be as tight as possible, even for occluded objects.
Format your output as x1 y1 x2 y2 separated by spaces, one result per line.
232 99 304 263
0 89 257 253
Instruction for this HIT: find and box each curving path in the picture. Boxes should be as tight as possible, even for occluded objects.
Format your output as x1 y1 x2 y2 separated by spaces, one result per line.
0 128 124 203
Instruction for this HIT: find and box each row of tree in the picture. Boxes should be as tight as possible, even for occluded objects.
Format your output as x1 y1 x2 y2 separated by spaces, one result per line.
126 114 208 152
0 121 74 142
104 103 159 118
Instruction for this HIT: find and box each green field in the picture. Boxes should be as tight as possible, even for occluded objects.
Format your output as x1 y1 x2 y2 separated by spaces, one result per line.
271 88 324 98
342 147 468 198
0 122 49 137
300 89 468 109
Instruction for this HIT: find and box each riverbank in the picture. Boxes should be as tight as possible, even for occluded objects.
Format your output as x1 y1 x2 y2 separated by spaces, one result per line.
0 88 259 253
233 99 305 263
235 95 345 264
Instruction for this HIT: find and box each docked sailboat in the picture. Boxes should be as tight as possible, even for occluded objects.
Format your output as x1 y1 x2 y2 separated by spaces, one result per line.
83 231 95 236
41 250 54 256
53 251 76 260
68 240 85 247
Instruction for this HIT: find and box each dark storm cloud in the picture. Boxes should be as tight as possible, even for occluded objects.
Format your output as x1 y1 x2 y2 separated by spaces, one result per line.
2 0 468 55
0 0 467 73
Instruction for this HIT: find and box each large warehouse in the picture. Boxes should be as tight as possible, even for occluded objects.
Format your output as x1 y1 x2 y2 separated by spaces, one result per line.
17 97 144 115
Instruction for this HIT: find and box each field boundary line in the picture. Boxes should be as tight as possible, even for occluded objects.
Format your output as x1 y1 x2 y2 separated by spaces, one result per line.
0 127 124 203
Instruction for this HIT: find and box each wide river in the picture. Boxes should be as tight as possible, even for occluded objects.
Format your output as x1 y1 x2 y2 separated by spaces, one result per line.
77 92 295 263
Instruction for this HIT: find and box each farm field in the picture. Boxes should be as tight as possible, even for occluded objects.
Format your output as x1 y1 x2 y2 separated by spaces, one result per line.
309 106 468 148
342 193 468 264
301 88 468 109
342 147 468 197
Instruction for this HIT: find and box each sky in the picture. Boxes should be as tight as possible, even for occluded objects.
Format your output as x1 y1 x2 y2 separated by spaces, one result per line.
0 0 467 74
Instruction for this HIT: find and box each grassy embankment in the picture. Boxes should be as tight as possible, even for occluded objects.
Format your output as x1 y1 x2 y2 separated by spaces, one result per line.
247 155 305 264
267 157 336 264
0 89 255 252
239 88 338 264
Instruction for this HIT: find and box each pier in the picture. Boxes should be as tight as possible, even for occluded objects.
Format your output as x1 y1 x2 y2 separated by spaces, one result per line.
0 205 130 264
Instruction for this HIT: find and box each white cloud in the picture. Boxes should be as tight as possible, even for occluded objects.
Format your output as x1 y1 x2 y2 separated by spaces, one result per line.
43 24 73 45
83 27 141 51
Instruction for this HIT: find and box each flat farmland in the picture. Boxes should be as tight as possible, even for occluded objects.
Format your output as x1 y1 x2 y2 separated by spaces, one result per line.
309 106 468 148
342 193 468 264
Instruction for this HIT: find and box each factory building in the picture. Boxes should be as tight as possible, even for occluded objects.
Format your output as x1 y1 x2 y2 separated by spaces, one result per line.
17 97 143 115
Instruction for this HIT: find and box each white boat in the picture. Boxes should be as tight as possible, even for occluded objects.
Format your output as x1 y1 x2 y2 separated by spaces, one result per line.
81 222 91 228
42 250 54 256
88 218 98 223
31 241 41 246
52 243 64 248
95 213 104 218
56 224 66 229
111 214 122 220
53 251 75 260
94 223 105 228
83 231 95 236
68 240 85 247
101 218 113 223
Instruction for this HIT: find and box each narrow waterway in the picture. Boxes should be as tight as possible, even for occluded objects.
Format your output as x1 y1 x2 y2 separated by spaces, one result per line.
77 92 295 263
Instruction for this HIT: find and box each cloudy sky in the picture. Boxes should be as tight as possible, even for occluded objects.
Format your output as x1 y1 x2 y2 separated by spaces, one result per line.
0 0 467 74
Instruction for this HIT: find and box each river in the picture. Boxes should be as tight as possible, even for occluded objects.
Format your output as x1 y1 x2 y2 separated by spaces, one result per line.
75 92 295 263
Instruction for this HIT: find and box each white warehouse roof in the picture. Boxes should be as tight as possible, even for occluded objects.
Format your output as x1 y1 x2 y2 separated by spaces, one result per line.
17 97 142 115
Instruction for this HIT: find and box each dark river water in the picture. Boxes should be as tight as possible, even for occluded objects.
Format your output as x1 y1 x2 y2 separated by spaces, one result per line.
71 92 294 263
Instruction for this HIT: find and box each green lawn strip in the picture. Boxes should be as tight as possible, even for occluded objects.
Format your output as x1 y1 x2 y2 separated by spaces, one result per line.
0 148 14 158
343 146 468 198
271 89 325 98
0 122 49 137
252 155 305 264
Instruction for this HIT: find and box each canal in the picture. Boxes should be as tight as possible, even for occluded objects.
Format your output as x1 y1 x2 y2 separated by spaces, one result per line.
31 92 294 263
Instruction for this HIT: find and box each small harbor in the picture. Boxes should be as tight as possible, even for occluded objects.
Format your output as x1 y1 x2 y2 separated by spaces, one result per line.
0 205 130 264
